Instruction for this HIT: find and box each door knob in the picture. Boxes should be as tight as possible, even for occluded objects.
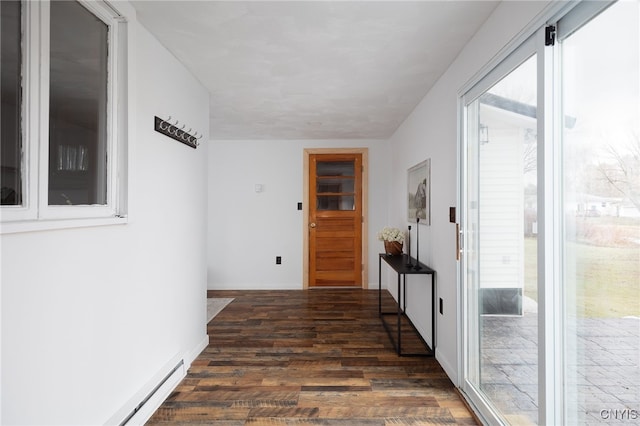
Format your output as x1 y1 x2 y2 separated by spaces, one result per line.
310 222 317 228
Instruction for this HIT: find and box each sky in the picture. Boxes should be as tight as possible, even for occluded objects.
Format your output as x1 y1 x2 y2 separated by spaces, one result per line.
563 0 639 158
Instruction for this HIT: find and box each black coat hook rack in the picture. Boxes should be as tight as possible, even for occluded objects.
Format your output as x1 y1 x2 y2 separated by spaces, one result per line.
154 116 201 149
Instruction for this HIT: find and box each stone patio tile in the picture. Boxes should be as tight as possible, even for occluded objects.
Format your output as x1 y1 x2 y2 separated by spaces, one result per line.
512 396 537 412
477 315 638 424
481 348 527 365
500 365 538 386
513 384 538 403
479 365 513 384
596 386 639 404
602 350 640 366
579 388 625 404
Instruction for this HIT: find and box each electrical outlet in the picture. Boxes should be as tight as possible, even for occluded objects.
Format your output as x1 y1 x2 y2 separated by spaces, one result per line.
276 256 282 265
439 298 443 315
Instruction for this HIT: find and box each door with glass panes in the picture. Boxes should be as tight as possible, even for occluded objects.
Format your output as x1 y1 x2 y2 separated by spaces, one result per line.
308 153 363 287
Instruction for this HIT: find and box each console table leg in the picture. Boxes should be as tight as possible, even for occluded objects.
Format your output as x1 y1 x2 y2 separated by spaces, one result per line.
432 273 436 350
403 277 407 312
378 256 382 315
397 273 402 356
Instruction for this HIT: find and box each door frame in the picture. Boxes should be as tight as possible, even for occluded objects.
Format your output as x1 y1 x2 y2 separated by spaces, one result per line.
303 148 369 289
458 39 539 424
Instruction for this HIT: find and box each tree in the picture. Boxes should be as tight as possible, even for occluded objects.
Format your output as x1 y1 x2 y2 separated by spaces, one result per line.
598 135 640 211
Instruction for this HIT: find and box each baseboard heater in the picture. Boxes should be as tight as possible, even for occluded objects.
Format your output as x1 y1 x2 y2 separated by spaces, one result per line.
119 359 184 426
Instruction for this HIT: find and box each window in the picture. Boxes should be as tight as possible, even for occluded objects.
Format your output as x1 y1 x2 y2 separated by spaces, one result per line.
49 0 109 206
0 0 127 228
316 161 356 211
0 0 23 206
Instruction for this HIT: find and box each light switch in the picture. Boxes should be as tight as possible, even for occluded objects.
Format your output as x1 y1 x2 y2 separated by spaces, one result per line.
254 184 263 193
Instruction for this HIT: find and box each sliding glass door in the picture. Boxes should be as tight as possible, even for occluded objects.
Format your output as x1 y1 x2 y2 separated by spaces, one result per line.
559 1 640 423
461 1 639 424
462 46 539 425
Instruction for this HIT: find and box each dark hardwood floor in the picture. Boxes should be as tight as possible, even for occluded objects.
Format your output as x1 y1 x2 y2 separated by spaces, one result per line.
146 289 478 425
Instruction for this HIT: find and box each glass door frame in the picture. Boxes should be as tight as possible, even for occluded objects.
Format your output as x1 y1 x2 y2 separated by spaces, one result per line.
459 32 545 425
457 1 624 424
456 2 609 424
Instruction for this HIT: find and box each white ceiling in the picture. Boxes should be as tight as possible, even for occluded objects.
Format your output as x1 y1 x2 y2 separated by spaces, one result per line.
131 1 500 140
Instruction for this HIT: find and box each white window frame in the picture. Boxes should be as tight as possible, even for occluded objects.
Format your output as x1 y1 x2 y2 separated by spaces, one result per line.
1 0 127 232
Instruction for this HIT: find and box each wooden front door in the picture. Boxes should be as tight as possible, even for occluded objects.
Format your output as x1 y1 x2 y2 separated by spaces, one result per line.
308 153 362 287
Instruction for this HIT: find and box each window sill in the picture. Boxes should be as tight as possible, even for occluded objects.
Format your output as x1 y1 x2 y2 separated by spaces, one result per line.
0 215 128 235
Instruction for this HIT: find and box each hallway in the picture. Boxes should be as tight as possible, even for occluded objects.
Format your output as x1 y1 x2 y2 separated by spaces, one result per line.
147 289 477 425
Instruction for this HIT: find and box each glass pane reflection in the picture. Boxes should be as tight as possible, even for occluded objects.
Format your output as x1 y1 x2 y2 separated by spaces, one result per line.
317 195 355 211
48 0 108 205
317 178 355 194
0 0 23 205
317 161 355 177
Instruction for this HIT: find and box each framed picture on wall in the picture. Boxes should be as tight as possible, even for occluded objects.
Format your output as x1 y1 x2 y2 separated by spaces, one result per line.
407 159 430 225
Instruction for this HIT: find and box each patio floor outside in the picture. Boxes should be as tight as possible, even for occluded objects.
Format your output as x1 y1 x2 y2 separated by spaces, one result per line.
480 311 640 425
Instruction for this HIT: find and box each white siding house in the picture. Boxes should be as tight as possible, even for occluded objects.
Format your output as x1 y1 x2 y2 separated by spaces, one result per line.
478 94 537 315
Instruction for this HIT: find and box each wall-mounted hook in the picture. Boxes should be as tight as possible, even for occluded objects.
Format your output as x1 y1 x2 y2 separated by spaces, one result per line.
154 116 199 149
159 116 171 131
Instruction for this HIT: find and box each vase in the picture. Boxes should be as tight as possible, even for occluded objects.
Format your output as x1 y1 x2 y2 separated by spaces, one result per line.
384 241 403 256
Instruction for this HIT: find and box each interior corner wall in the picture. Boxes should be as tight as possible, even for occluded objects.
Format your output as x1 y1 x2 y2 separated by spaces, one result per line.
386 0 550 385
0 6 209 425
207 139 390 290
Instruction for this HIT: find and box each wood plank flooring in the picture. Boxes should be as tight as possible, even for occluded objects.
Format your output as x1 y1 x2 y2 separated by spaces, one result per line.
146 289 477 425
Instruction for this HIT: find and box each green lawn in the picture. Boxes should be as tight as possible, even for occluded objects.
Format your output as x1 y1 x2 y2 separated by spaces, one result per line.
524 236 640 318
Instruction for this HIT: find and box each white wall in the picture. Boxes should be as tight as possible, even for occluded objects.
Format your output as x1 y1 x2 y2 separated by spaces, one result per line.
387 0 550 384
0 4 209 424
207 139 390 290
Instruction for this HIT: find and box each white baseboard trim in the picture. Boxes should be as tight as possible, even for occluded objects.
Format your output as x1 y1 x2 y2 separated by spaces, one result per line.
185 334 209 368
104 354 184 426
208 282 302 290
119 360 185 426
107 334 209 426
208 284 383 291
436 350 459 386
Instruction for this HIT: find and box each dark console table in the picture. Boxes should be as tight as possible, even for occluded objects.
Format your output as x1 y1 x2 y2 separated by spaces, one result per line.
378 253 436 357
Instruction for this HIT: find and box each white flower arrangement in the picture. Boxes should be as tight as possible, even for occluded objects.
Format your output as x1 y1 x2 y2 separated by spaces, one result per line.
377 226 405 243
